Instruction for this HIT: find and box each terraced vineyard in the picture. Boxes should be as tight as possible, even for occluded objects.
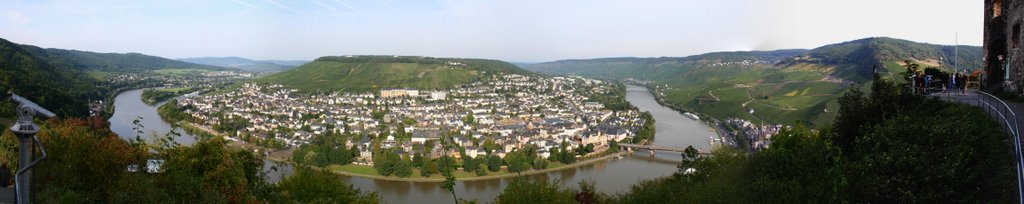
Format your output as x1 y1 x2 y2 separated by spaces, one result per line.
527 37 983 126
260 56 529 92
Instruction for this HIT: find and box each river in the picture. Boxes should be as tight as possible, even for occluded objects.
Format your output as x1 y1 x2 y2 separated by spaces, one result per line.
108 85 716 203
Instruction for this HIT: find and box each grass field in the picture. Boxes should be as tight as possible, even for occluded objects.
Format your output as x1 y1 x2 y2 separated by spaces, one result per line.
85 70 111 80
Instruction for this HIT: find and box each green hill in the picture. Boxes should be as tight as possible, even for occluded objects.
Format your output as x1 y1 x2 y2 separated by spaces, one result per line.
16 44 228 73
259 56 531 92
0 38 98 117
524 49 807 81
0 37 232 117
526 37 983 126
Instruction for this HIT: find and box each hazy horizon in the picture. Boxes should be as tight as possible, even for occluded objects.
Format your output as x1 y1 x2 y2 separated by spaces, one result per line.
1 0 982 62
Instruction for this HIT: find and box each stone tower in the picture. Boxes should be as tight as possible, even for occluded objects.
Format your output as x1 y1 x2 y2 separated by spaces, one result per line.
985 0 1024 93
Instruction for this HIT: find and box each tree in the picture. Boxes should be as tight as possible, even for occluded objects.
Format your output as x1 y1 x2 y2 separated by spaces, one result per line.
575 180 607 204
372 150 400 176
495 179 575 204
393 158 413 178
548 148 561 162
413 152 425 168
608 140 620 153
475 164 488 176
533 158 549 170
831 84 866 154
463 112 475 125
506 151 531 174
483 139 499 154
559 150 577 164
350 146 361 160
421 159 439 177
679 145 701 171
901 60 921 80
463 156 478 172
486 155 503 172
268 167 380 203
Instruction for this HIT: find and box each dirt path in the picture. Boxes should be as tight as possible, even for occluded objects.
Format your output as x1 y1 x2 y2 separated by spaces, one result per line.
707 90 720 101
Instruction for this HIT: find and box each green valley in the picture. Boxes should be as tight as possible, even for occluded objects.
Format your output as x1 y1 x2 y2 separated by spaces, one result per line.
526 37 983 126
0 37 239 118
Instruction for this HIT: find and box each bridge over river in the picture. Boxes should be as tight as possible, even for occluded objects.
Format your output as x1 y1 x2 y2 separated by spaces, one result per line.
619 143 712 156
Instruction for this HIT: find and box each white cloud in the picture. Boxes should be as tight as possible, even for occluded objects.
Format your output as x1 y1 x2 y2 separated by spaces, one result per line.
4 10 31 25
263 0 289 10
313 0 340 13
230 0 258 9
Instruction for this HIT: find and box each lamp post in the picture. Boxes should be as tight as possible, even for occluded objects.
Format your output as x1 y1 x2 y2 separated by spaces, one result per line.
8 93 54 204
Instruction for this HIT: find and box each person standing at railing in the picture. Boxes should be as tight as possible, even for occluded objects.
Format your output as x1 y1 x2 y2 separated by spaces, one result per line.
949 72 957 94
959 72 968 94
925 75 932 95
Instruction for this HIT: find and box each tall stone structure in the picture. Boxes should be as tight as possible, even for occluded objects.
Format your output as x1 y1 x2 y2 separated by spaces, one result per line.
985 0 1024 92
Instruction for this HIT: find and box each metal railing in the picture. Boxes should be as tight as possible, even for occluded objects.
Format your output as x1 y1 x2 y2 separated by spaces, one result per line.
935 90 1022 203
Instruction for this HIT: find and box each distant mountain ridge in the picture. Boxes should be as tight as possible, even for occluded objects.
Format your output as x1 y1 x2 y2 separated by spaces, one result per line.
0 37 232 117
528 37 982 82
524 37 983 126
178 57 307 72
526 49 809 82
16 45 227 73
259 55 532 92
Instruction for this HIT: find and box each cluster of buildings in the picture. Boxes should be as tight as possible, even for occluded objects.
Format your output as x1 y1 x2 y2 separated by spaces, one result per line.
723 118 785 150
91 70 254 117
379 88 447 100
175 74 647 163
706 60 778 67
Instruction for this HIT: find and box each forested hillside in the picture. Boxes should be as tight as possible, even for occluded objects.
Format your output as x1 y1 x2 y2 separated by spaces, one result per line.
0 38 98 117
260 56 532 92
0 37 232 118
17 45 226 73
526 37 983 126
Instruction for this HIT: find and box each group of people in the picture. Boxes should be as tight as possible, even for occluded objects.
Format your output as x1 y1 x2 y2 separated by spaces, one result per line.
911 70 970 95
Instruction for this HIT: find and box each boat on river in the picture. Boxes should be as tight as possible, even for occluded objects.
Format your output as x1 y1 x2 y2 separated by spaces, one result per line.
683 112 700 120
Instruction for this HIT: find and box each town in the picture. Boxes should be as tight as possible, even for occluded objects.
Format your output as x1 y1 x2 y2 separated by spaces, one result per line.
171 73 650 175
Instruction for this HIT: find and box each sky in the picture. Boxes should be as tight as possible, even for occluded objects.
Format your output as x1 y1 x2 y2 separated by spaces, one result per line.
0 0 983 62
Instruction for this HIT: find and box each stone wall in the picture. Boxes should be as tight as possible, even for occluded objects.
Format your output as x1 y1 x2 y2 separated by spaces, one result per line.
984 0 1024 93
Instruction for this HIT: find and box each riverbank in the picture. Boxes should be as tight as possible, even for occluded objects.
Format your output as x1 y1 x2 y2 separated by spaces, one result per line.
635 85 726 148
168 112 642 182
318 150 632 183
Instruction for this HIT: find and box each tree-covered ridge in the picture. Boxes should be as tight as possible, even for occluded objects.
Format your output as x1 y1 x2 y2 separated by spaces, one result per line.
0 38 98 117
261 56 533 92
15 43 228 73
523 37 984 126
314 55 532 75
0 37 240 118
807 37 983 70
527 37 981 83
524 49 807 81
